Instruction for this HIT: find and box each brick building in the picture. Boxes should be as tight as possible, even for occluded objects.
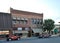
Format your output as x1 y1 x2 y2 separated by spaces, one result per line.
10 8 43 37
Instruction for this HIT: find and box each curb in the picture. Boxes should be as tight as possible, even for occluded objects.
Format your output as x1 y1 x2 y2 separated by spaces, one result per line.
20 37 38 40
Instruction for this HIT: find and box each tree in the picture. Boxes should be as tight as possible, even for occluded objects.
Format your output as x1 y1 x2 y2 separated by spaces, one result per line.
43 19 55 33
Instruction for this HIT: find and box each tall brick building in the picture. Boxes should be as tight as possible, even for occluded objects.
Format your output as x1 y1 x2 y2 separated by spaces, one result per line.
10 8 43 37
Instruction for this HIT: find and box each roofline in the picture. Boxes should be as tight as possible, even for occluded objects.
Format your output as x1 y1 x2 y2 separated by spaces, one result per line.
0 12 10 14
10 7 43 15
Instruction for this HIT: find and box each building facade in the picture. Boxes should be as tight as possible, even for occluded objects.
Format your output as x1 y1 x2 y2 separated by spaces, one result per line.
0 12 12 38
10 8 43 37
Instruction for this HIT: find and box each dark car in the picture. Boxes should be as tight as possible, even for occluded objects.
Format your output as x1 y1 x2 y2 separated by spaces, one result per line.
43 33 50 38
6 35 20 41
38 34 43 38
38 32 51 38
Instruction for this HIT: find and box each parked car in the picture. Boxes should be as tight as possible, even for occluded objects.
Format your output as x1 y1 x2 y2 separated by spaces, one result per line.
6 35 20 41
38 32 51 38
38 34 43 38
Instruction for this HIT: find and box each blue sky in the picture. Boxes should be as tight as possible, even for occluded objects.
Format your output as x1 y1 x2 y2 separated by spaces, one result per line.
0 0 60 24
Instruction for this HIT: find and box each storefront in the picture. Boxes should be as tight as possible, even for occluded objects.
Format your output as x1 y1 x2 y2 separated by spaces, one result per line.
32 28 43 36
13 27 29 38
0 30 9 38
13 30 28 37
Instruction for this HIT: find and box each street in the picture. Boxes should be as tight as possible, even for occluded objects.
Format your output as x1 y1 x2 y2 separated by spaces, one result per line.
0 37 60 43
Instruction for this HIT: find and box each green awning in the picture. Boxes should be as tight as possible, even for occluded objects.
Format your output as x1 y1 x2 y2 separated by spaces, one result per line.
32 29 42 33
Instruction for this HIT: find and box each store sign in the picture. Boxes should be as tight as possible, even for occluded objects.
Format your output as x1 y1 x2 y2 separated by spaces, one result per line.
18 28 22 30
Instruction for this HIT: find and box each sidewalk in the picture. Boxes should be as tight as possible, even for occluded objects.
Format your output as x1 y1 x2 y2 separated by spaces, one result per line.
21 37 38 40
51 34 59 37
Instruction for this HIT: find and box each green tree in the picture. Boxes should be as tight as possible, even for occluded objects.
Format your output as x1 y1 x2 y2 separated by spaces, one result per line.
43 19 55 33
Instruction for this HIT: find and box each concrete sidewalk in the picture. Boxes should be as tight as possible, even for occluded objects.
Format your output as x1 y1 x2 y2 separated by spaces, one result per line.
51 34 59 37
21 37 38 40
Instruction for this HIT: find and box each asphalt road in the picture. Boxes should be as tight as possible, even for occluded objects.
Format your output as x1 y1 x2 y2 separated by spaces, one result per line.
0 37 60 43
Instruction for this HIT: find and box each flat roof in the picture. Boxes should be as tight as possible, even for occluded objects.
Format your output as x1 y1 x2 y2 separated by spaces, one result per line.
0 12 10 14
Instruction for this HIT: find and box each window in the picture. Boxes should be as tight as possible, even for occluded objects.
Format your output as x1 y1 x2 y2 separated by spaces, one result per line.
17 17 20 20
12 20 16 24
16 20 20 24
20 20 24 24
20 20 27 24
39 19 43 24
31 18 34 24
18 18 28 24
20 18 25 20
24 18 28 20
37 19 40 24
23 21 27 24
12 16 16 20
22 27 25 30
31 18 43 25
31 18 37 24
34 19 37 24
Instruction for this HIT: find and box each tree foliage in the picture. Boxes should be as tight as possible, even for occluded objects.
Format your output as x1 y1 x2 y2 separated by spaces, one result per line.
43 19 55 32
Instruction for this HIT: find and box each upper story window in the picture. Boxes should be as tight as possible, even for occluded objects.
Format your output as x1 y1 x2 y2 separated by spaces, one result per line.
37 19 40 24
24 18 28 20
31 18 37 24
19 20 27 24
31 18 43 25
12 16 16 20
12 20 16 24
20 18 25 20
20 18 28 24
12 16 28 24
17 17 20 20
39 19 43 24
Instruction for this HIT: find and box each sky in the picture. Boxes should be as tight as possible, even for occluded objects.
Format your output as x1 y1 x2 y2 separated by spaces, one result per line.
0 0 60 24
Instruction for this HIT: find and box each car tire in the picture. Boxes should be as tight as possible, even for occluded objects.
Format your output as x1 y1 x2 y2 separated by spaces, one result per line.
17 38 19 40
9 38 11 41
7 39 9 41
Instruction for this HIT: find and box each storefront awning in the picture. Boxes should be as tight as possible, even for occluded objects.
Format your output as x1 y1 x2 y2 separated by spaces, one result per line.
32 29 42 33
